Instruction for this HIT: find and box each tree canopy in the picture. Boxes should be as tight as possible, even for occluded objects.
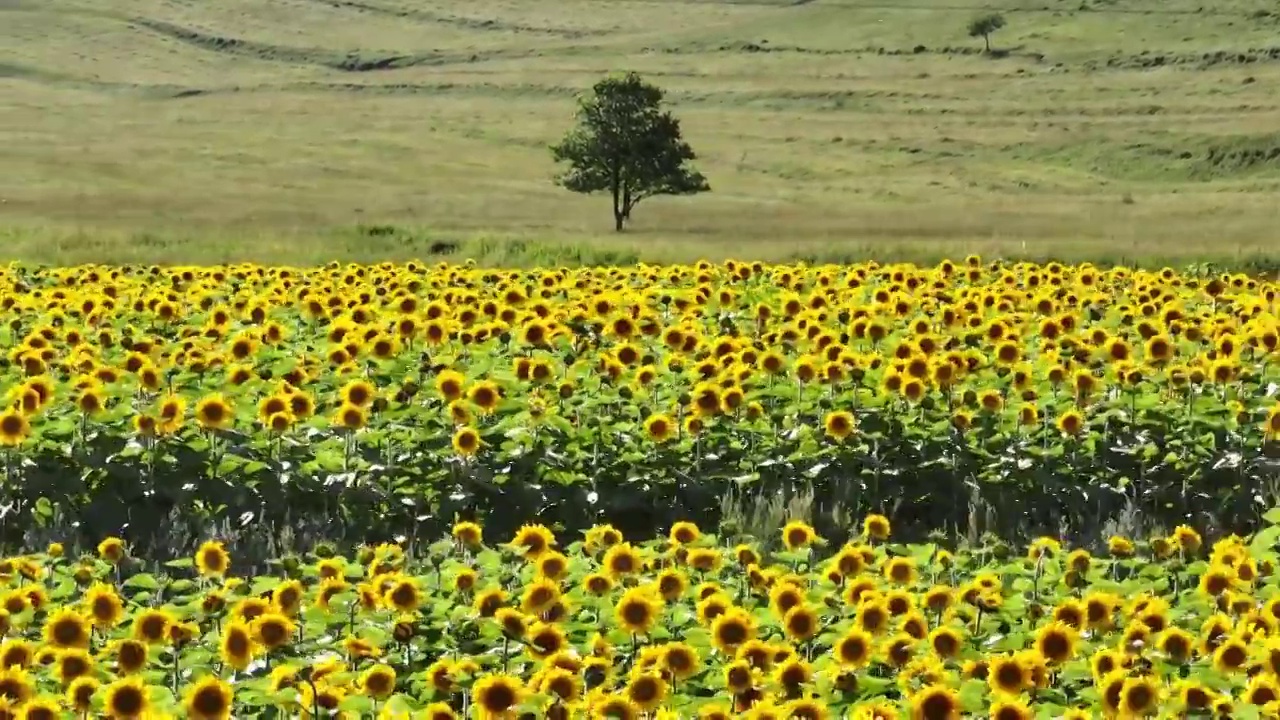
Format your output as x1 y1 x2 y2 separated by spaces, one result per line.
551 72 709 231
968 13 1007 53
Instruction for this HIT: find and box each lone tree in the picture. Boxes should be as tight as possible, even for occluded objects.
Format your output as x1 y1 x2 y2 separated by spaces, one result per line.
551 72 709 231
968 12 1006 53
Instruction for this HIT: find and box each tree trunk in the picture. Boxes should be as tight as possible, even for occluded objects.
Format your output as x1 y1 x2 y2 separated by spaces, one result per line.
611 176 624 232
984 34 991 53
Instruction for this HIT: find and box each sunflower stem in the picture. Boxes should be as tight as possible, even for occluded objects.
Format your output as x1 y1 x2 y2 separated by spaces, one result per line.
305 677 320 720
171 646 180 696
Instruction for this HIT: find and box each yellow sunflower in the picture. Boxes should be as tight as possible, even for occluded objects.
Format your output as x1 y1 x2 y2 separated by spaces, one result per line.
615 587 662 635
781 520 817 550
41 608 90 650
104 675 150 719
472 674 524 717
452 426 481 456
194 393 234 430
184 675 233 720
823 410 856 441
0 411 30 446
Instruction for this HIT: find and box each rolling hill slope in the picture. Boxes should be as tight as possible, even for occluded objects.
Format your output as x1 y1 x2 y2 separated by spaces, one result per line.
2 0 1279 264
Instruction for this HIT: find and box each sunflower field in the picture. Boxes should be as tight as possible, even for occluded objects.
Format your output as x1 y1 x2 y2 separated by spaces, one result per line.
0 259 1278 554
7 515 1280 718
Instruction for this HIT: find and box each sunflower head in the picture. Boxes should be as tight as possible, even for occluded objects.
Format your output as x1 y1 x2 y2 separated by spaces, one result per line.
988 653 1027 695
96 537 127 565
0 666 32 705
1172 679 1215 712
359 663 397 700
104 675 150 719
687 547 721 572
251 612 296 650
16 696 58 720
473 674 524 716
384 578 421 613
132 608 174 645
711 607 755 654
42 608 91 650
603 543 642 578
0 411 30 446
909 684 960 720
511 524 556 560
468 381 502 413
645 413 676 443
1057 408 1086 436
1034 621 1079 665
439 421 479 454
1120 675 1160 716
66 676 99 713
884 556 917 586
194 393 234 430
626 670 668 711
1213 635 1249 671
781 521 817 551
863 514 891 541
783 604 819 642
615 587 662 635
835 627 873 668
219 621 257 671
990 697 1034 720
185 675 233 720
823 411 856 441
1108 536 1135 558
84 583 124 628
333 402 367 431
525 621 567 660
452 520 483 547
473 588 507 618
55 647 93 685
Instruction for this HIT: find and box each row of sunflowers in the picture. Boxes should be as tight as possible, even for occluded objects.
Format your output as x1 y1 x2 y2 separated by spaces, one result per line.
0 259 1277 551
4 514 1280 717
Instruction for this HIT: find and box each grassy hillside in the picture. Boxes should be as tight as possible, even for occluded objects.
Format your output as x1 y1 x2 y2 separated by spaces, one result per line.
2 0 1280 265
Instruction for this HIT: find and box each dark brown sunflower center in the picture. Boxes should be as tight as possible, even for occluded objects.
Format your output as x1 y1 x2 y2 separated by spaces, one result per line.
53 619 86 645
717 621 747 645
390 586 416 607
621 602 650 626
227 632 250 656
140 617 166 641
996 664 1023 689
110 687 144 715
260 621 289 646
839 638 867 662
481 684 516 710
547 677 574 699
630 678 659 703
1126 685 1153 709
193 686 228 713
920 693 955 720
1040 632 1069 660
0 679 26 700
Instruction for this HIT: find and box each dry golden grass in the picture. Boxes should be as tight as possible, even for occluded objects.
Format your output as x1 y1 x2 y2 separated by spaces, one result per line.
2 0 1279 265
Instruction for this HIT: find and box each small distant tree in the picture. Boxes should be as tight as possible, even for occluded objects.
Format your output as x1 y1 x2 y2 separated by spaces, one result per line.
968 12 1006 53
551 72 709 232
